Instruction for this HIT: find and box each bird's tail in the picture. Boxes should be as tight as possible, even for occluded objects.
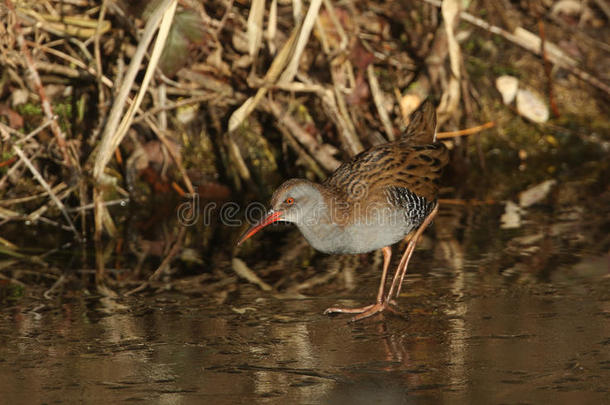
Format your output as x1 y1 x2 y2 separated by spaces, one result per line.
401 99 437 144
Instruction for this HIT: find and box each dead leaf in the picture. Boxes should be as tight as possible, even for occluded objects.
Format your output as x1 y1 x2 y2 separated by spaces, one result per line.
350 39 375 71
496 75 519 104
516 89 549 123
0 104 24 129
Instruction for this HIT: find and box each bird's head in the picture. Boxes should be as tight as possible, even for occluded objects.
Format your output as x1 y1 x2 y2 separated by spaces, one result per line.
236 179 326 246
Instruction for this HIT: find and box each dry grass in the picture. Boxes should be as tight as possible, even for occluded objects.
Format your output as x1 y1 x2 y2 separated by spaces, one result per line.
0 0 608 294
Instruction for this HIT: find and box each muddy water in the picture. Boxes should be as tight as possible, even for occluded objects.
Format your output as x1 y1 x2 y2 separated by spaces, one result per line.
1 257 608 404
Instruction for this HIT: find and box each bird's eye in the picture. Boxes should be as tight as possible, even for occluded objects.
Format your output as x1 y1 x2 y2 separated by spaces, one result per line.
284 197 295 205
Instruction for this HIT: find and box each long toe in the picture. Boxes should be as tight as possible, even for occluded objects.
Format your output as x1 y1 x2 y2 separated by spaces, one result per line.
324 303 392 322
349 303 389 322
323 304 375 315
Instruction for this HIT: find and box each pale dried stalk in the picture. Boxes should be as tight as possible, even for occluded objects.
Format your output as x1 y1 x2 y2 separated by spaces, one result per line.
0 183 67 206
148 226 187 281
93 0 177 182
228 20 302 132
278 0 322 83
266 0 278 54
367 65 395 141
321 0 348 52
229 0 325 132
94 0 110 115
437 121 495 139
226 133 253 182
437 0 462 124
246 0 265 58
232 258 273 291
329 79 363 156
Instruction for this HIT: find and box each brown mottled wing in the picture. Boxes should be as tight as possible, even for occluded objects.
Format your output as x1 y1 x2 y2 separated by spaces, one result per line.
323 141 449 204
402 99 437 144
385 144 449 201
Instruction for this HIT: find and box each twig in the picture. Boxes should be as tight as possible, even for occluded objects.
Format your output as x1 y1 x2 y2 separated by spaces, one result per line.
35 216 76 232
228 19 302 132
125 226 187 295
278 0 323 83
67 198 128 213
43 275 66 299
437 121 495 139
538 19 560 118
289 267 339 292
0 157 17 168
25 40 114 88
321 0 348 53
0 272 26 287
327 69 364 156
232 258 273 291
0 182 67 206
275 121 327 179
0 237 18 249
149 226 187 281
265 99 341 171
12 145 79 238
26 185 74 223
94 0 109 117
0 205 73 232
225 132 253 186
214 0 235 36
14 118 54 145
143 116 194 195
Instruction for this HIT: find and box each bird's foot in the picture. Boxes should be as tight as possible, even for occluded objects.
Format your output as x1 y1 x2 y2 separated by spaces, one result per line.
324 302 399 322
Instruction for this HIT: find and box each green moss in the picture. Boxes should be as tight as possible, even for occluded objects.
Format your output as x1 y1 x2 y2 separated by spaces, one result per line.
234 118 280 198
16 102 42 117
16 98 75 133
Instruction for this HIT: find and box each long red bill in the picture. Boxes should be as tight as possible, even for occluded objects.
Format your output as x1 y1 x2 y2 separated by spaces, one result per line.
236 210 283 246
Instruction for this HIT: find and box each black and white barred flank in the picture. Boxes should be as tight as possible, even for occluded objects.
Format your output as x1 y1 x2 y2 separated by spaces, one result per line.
384 186 435 226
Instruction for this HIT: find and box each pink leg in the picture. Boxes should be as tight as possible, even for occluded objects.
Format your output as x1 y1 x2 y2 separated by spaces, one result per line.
324 246 393 321
385 204 438 304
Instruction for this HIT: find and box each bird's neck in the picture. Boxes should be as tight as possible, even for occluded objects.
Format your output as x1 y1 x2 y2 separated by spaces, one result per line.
296 219 347 254
292 186 353 254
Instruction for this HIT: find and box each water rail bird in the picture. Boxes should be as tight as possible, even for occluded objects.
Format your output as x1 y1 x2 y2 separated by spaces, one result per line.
238 100 449 321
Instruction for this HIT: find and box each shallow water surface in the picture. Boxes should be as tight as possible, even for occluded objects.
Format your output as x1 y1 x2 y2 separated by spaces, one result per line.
1 266 608 404
1 138 609 404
